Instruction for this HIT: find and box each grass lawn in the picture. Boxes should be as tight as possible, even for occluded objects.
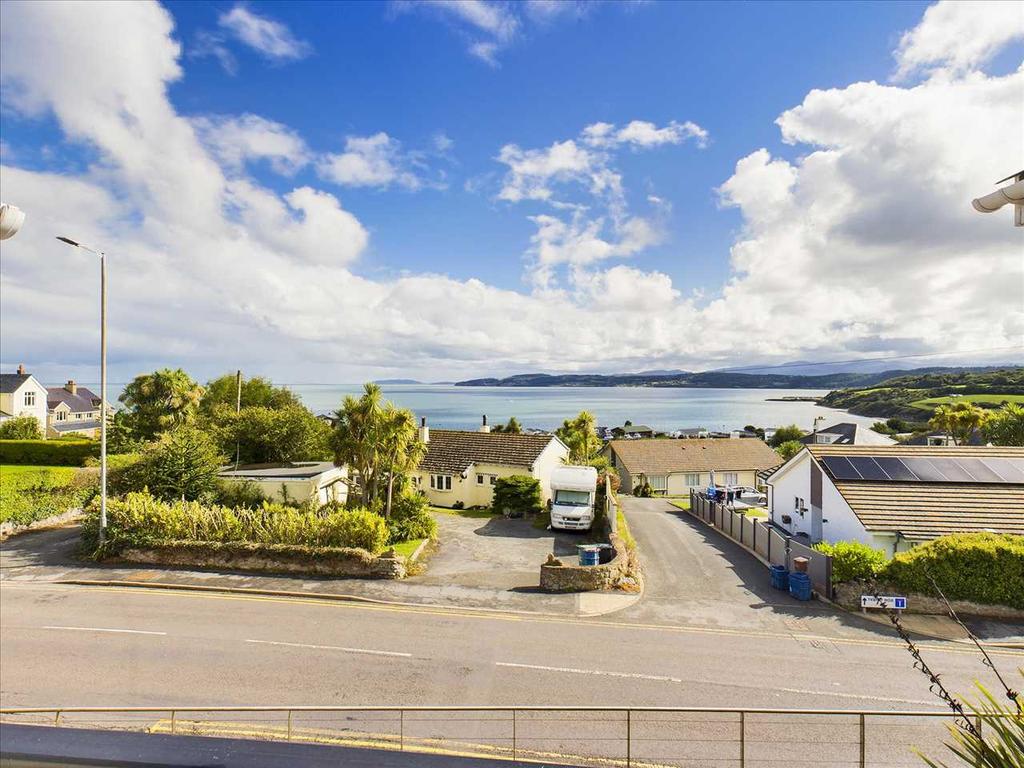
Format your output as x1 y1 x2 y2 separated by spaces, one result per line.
0 464 90 526
669 500 690 512
910 394 1024 410
1 464 77 486
392 538 427 559
743 508 769 519
430 505 496 519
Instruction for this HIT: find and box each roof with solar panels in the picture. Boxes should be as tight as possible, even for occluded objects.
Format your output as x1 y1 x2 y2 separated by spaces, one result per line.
796 445 1024 540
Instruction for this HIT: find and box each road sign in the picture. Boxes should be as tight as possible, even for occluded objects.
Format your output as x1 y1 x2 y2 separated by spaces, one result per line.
861 595 907 610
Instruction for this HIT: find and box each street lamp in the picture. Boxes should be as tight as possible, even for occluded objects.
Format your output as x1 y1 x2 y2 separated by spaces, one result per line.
0 203 26 240
57 236 108 545
972 171 1024 227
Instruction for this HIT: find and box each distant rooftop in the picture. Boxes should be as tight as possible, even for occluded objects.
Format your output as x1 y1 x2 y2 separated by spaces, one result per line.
218 461 341 479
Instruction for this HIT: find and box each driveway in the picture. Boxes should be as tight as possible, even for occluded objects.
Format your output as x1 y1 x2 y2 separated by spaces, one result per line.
616 496 856 634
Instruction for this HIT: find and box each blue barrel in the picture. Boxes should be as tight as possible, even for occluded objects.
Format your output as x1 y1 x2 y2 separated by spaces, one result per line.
578 545 600 566
770 565 790 590
788 572 812 601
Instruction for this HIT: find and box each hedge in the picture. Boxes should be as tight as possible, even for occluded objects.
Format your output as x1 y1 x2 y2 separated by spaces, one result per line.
84 491 390 555
880 533 1024 609
814 540 888 583
0 439 98 466
492 475 543 517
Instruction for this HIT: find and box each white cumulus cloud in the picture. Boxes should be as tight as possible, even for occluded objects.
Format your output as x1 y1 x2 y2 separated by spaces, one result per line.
218 5 312 62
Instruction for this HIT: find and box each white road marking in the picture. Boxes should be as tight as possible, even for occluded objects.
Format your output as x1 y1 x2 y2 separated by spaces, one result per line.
496 661 682 683
244 638 412 657
42 625 166 636
778 687 935 705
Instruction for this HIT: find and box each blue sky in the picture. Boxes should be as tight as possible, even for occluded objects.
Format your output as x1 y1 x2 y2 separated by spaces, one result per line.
1 1 1021 382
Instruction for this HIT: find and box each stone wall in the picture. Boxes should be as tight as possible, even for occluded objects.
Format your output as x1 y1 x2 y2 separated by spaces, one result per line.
834 580 1024 621
539 531 638 592
117 540 406 579
0 509 82 542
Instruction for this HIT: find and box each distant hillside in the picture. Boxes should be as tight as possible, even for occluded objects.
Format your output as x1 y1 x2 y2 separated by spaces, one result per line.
819 368 1024 419
454 366 1016 391
374 379 422 385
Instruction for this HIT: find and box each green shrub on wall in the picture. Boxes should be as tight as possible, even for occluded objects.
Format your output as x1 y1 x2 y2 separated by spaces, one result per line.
880 533 1024 609
492 475 543 518
84 492 390 555
386 491 437 545
0 439 98 466
0 416 43 440
814 540 888 583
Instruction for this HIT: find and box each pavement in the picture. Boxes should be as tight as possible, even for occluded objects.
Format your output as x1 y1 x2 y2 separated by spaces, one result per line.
0 515 639 618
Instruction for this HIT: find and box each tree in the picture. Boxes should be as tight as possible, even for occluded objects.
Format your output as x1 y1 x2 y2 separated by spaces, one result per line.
106 410 144 454
985 402 1024 446
209 404 331 465
0 415 43 439
929 402 988 446
200 373 300 415
556 410 601 464
775 440 803 462
139 424 225 501
768 424 805 447
119 368 204 440
330 383 423 511
491 416 522 434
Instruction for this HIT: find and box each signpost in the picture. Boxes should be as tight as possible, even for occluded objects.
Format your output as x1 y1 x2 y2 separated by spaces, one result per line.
860 595 907 610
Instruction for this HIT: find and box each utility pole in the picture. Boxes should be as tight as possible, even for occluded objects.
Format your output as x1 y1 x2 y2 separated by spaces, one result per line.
234 369 242 469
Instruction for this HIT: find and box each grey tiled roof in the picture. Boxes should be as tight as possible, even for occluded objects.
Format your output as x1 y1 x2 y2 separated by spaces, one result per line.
50 420 100 433
419 430 558 474
0 374 32 394
47 387 101 414
218 461 341 480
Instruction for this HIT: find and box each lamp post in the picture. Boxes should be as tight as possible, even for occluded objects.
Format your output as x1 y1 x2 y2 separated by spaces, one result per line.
0 203 26 240
56 236 108 545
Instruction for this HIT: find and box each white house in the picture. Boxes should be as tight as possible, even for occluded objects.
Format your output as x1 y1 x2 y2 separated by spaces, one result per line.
765 444 1024 555
46 380 107 438
412 417 569 508
798 422 896 446
217 461 349 506
0 365 48 436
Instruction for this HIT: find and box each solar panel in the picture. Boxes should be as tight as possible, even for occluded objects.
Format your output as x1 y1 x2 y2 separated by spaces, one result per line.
820 456 862 480
900 457 950 482
982 458 1024 483
848 456 890 481
928 458 977 483
873 457 917 481
964 459 1008 483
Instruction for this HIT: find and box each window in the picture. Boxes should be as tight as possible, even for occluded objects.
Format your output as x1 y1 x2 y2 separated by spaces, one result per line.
722 472 738 485
684 473 700 486
24 391 35 406
794 496 805 512
431 474 452 491
477 474 484 484
489 476 496 485
554 489 590 506
647 475 667 491
56 411 67 422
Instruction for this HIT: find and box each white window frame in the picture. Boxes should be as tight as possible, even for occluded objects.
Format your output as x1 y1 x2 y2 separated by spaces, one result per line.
647 474 668 492
24 391 35 406
56 411 67 422
477 474 484 484
489 475 497 486
722 472 739 486
431 474 452 491
684 473 700 487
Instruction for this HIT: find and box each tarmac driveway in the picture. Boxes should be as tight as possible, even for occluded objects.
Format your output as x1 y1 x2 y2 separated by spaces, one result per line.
408 511 586 591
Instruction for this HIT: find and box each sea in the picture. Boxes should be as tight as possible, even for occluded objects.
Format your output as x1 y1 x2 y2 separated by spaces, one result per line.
285 384 878 433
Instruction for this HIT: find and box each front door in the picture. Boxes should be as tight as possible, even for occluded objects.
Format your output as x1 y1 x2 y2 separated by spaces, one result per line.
811 505 823 542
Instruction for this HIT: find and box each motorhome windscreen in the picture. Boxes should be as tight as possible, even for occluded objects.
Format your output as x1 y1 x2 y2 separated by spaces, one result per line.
555 489 591 506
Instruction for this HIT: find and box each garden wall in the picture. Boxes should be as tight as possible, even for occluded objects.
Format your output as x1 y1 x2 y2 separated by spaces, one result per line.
116 540 406 579
539 531 634 592
833 581 1024 621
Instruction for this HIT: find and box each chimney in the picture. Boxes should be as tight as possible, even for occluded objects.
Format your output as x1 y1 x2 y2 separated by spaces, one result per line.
17 364 25 375
480 415 490 434
66 379 77 395
419 417 429 444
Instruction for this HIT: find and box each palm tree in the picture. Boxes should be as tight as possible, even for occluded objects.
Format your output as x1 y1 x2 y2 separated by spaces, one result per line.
379 407 425 518
556 410 601 464
331 383 385 506
929 402 988 445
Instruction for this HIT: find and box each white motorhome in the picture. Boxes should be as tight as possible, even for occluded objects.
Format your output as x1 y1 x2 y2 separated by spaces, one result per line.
549 465 598 531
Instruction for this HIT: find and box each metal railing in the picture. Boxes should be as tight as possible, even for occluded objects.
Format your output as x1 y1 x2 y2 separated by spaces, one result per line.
1 705 1000 767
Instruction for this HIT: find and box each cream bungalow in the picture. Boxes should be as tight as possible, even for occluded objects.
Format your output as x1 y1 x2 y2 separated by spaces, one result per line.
0 365 48 436
46 380 107 438
603 437 781 495
412 417 569 508
765 444 1024 554
218 461 349 506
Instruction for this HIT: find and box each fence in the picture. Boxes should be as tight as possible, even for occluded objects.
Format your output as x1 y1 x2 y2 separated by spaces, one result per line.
0 705 984 767
688 490 833 598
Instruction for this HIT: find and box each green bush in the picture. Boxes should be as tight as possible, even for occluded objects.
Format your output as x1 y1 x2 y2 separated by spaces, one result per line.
0 440 98 466
492 475 543 518
136 425 226 501
85 492 390 555
633 480 652 497
880 533 1024 608
0 466 98 526
212 478 267 509
814 540 888 583
386 491 437 544
0 416 43 440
